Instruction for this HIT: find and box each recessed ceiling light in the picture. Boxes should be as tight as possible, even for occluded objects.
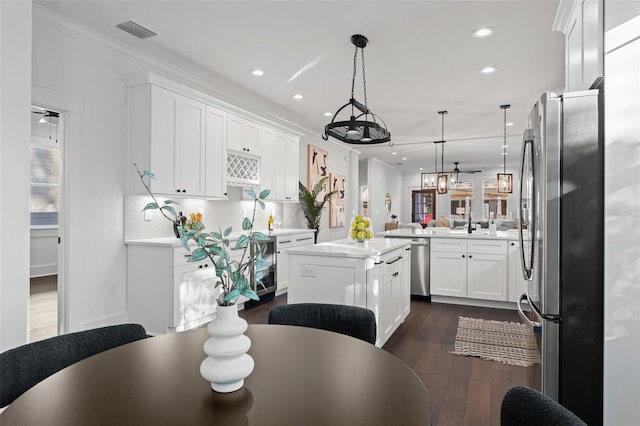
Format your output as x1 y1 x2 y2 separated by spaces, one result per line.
506 122 514 126
251 69 264 76
472 27 495 38
480 66 497 74
293 94 303 100
502 145 508 148
402 157 408 161
391 152 397 155
419 167 423 171
324 112 332 117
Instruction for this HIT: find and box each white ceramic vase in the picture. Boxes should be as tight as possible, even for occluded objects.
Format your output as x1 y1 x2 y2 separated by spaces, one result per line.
200 304 254 393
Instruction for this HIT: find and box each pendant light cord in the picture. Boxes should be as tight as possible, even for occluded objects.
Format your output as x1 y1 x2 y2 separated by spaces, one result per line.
500 104 510 174
503 106 507 174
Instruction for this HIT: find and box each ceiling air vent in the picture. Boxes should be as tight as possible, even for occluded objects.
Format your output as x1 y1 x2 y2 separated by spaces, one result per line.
115 21 157 39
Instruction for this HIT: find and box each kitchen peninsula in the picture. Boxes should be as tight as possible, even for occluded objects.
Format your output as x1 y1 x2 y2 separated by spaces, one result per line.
286 238 411 347
380 228 527 309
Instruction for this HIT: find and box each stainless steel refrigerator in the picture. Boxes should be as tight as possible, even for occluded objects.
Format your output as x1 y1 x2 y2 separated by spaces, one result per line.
517 88 604 425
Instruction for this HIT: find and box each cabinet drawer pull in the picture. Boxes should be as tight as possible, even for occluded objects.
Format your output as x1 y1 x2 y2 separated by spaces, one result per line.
296 237 313 242
374 261 384 265
280 240 292 244
386 256 403 265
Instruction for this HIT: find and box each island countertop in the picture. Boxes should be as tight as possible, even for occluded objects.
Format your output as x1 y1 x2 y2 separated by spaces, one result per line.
378 228 521 240
285 237 410 259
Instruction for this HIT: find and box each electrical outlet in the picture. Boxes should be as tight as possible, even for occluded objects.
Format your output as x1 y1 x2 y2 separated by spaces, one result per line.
144 209 152 221
300 266 316 277
108 280 117 295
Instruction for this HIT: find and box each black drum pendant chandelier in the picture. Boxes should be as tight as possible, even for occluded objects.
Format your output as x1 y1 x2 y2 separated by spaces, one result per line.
322 34 391 145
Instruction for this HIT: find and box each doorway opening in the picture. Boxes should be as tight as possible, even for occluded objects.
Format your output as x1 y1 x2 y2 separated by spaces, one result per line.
29 105 63 342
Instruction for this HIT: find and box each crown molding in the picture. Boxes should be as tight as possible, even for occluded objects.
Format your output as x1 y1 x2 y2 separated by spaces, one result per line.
553 0 581 33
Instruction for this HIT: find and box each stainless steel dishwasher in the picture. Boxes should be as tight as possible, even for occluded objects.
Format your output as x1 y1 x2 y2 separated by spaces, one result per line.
410 238 430 299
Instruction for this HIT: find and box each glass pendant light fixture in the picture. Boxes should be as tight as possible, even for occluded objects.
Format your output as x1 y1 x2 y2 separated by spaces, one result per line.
435 110 448 195
497 104 513 193
322 34 391 145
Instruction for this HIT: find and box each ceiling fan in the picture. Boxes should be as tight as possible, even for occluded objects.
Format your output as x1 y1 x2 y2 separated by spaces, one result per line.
452 161 482 174
31 108 60 124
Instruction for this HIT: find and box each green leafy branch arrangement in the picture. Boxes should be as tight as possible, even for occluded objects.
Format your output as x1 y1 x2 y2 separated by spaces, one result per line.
134 164 270 306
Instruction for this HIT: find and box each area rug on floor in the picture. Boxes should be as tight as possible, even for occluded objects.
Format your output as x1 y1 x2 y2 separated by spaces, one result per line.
450 316 541 367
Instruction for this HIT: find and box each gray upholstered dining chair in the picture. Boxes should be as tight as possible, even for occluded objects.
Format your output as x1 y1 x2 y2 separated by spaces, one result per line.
0 323 148 408
267 303 377 344
500 386 587 426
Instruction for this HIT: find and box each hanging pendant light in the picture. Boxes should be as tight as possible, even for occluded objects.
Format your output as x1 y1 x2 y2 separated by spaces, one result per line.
452 162 460 189
497 104 513 193
322 34 391 145
435 110 448 195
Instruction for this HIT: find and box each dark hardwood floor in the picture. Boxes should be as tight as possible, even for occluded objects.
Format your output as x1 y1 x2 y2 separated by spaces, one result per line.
240 294 538 426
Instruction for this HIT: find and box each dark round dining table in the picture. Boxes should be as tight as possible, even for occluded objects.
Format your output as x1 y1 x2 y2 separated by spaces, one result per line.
0 324 431 425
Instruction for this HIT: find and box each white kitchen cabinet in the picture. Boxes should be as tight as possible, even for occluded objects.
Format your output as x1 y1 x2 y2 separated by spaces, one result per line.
276 231 315 294
227 113 260 155
204 105 228 198
259 126 276 195
287 239 411 347
507 240 529 302
128 84 206 196
380 249 406 342
260 129 299 201
127 243 219 336
274 132 299 201
430 238 507 301
430 239 468 297
401 245 412 318
555 0 603 91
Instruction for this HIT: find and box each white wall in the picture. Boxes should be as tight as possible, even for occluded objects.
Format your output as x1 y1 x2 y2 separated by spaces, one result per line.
30 228 57 277
603 12 640 425
289 135 360 243
363 158 403 233
0 0 32 351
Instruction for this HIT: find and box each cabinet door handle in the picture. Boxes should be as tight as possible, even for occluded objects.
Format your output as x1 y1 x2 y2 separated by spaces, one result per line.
405 247 411 251
462 254 466 258
374 261 384 265
182 189 186 193
468 255 472 258
386 256 403 265
511 242 515 246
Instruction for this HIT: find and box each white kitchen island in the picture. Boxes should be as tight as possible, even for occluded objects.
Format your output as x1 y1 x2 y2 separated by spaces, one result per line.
286 238 411 347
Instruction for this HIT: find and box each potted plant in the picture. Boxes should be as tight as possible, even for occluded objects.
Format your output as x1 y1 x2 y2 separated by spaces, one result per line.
134 164 269 393
298 177 336 244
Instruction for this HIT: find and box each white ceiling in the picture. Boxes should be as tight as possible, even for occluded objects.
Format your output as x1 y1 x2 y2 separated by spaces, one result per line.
35 0 566 175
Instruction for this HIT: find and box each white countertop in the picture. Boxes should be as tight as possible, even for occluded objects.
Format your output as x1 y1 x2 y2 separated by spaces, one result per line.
285 238 410 259
378 228 520 240
124 228 313 247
